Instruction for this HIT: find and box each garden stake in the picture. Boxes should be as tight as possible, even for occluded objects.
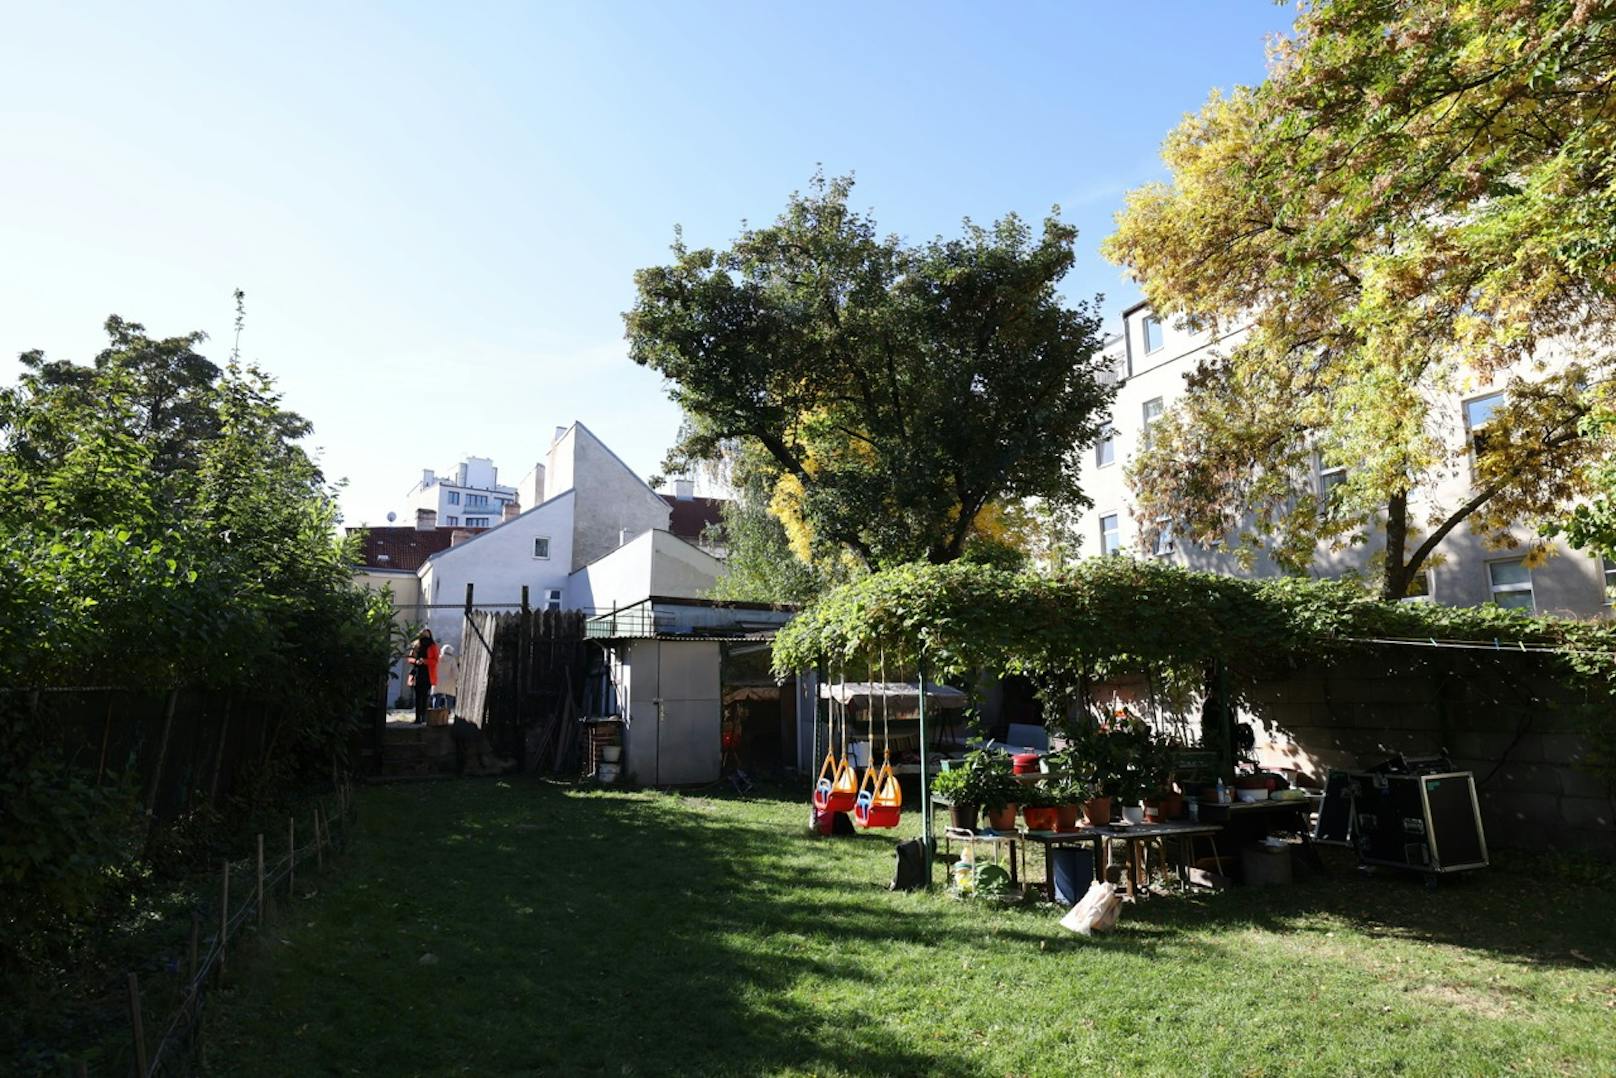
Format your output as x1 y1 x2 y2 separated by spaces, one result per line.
314 806 325 870
256 833 265 927
288 816 295 897
219 859 230 983
127 972 149 1077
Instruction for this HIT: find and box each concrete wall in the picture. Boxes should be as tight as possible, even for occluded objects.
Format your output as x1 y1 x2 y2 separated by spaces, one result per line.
1077 305 1613 618
552 423 672 572
416 491 576 646
1242 654 1615 857
355 567 421 699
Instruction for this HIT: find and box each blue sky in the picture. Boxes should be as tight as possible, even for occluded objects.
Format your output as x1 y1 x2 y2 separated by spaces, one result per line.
0 2 1295 525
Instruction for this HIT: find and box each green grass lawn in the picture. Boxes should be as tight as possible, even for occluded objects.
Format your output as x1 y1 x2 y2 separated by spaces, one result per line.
202 778 1616 1077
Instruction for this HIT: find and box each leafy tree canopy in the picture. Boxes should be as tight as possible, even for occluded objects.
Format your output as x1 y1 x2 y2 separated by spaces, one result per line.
1103 0 1616 600
626 173 1114 578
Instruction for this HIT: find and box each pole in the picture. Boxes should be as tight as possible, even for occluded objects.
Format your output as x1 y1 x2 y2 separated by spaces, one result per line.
218 859 230 984
288 816 295 897
126 973 149 1077
256 833 265 927
917 656 933 886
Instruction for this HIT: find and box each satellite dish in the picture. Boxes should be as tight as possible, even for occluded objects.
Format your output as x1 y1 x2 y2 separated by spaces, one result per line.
386 511 397 523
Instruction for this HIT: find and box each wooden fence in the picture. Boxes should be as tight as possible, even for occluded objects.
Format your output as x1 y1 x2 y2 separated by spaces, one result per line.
455 586 589 772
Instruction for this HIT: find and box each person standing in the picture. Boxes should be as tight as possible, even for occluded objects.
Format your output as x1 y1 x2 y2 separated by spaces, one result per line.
405 629 440 725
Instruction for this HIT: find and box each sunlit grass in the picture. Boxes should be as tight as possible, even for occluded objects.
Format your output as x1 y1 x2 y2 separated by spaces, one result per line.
204 779 1616 1077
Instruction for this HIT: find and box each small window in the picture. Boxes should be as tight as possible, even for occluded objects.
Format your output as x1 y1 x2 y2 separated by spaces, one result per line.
445 515 459 526
1401 571 1432 602
533 536 551 560
1319 466 1347 503
446 491 460 506
465 516 490 527
545 588 563 612
1099 514 1121 556
1465 391 1505 457
1143 315 1164 354
1487 558 1535 611
1141 398 1164 447
1096 427 1116 468
1154 518 1175 557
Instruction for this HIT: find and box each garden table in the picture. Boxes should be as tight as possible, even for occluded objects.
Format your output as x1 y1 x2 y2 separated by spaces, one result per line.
1194 796 1325 873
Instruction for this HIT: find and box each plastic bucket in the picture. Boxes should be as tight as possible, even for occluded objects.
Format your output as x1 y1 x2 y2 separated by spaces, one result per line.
1051 847 1096 906
600 745 621 763
597 763 620 784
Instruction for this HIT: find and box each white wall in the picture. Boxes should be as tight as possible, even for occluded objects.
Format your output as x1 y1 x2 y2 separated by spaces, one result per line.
567 529 727 613
416 491 576 646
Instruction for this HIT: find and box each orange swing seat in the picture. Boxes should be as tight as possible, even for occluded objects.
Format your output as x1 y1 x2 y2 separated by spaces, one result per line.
854 759 903 829
812 751 859 814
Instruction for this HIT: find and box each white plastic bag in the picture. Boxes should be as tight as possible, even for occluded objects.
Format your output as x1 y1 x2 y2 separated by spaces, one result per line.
1060 879 1122 936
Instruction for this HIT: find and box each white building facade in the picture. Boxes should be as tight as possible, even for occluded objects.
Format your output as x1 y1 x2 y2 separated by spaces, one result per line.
405 456 519 530
1076 302 1614 619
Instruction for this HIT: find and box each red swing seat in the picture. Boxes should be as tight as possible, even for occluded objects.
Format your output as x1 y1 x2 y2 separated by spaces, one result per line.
812 751 858 814
854 759 903 829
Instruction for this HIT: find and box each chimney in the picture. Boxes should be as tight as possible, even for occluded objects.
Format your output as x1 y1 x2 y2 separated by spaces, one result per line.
502 500 521 523
620 527 632 547
674 479 695 501
415 508 437 532
450 529 475 547
421 468 435 487
553 425 567 446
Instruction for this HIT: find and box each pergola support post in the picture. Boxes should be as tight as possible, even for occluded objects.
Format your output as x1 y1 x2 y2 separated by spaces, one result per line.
918 656 933 887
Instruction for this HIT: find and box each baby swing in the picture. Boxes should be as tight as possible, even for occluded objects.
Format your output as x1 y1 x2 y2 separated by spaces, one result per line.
812 667 859 814
854 650 903 829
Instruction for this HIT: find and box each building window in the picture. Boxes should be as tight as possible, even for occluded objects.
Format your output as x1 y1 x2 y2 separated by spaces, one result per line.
1141 397 1163 447
533 536 551 559
1319 466 1347 504
1099 514 1121 556
465 516 490 527
1401 570 1433 602
1465 391 1505 457
1096 427 1116 468
1143 315 1164 354
446 490 460 506
1154 518 1175 557
1487 558 1535 611
545 588 563 612
465 493 489 508
445 515 459 527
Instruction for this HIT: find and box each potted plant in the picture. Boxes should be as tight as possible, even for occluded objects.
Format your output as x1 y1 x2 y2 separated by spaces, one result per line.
931 767 978 829
1048 778 1090 831
963 752 1020 831
1021 784 1060 832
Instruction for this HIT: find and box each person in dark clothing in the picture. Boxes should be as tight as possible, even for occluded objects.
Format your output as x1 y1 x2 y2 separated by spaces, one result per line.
406 629 439 725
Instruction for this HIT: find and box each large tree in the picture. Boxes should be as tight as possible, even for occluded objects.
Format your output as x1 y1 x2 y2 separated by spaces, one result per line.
626 173 1113 578
1103 0 1616 600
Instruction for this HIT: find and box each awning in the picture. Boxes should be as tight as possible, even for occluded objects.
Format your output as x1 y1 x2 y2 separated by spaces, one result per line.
818 681 968 708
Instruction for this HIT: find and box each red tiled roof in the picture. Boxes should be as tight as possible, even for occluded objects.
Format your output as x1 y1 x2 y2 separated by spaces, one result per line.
660 494 726 541
348 526 486 571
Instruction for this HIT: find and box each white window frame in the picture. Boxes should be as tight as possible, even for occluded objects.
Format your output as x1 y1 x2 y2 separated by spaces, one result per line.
1143 315 1164 355
1602 557 1615 606
1141 397 1163 448
1099 513 1121 557
545 588 563 612
1486 558 1535 612
1153 517 1175 557
465 493 489 509
1464 390 1505 463
532 536 551 560
446 490 460 506
1096 427 1116 468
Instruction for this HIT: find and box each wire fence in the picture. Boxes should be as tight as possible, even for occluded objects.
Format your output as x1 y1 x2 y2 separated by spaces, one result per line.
56 781 359 1077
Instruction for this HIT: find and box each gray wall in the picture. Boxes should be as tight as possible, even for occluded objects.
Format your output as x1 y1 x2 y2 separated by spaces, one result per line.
566 426 672 572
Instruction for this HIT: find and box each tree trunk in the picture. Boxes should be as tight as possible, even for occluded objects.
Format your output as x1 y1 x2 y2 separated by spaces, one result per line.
1380 490 1410 602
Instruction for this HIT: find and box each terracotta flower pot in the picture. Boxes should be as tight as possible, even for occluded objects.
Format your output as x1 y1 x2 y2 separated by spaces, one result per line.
1159 793 1185 820
1081 796 1113 827
1023 805 1059 832
1055 803 1082 832
984 804 1020 830
949 802 980 830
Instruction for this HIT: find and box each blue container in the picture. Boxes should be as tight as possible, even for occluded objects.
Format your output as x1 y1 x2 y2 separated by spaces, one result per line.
1050 847 1096 906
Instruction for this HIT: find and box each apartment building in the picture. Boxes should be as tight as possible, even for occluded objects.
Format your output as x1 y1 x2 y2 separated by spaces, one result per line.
1076 302 1614 618
404 455 518 529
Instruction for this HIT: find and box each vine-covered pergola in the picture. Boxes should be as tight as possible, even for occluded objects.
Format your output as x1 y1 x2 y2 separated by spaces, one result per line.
773 558 1616 872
